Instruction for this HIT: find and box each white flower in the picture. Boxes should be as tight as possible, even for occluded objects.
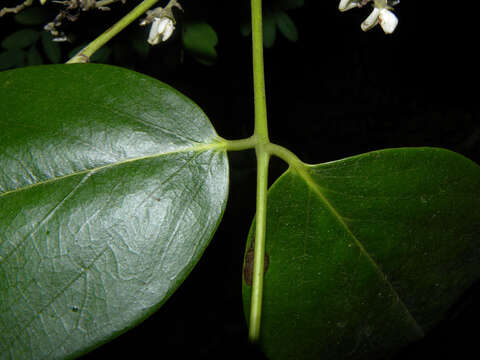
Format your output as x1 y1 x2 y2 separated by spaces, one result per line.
140 3 182 46
361 6 398 34
378 8 398 33
147 16 175 45
339 0 371 12
339 0 360 12
339 0 399 34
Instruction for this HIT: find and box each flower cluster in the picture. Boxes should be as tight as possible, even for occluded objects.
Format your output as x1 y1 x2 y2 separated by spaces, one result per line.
339 0 399 34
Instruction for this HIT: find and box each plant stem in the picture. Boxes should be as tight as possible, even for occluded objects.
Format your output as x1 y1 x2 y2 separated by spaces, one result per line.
251 0 269 143
222 136 257 151
67 0 160 63
96 0 125 7
0 0 33 17
265 142 304 169
250 148 269 341
249 0 270 342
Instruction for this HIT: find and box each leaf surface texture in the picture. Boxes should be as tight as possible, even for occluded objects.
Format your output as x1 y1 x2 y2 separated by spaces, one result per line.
0 64 229 359
243 148 480 359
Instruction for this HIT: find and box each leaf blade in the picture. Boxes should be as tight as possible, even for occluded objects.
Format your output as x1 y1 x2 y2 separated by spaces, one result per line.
1 29 39 50
0 64 229 359
243 147 480 359
275 11 298 42
182 21 218 65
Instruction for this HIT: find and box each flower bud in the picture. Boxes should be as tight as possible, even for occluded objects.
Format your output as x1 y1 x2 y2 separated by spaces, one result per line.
147 17 175 45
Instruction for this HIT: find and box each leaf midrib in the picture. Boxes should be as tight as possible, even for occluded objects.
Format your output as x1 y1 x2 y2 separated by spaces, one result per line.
294 165 425 336
0 145 225 357
0 141 225 198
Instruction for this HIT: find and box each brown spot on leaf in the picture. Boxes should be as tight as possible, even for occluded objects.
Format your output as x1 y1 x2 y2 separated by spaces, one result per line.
243 234 270 286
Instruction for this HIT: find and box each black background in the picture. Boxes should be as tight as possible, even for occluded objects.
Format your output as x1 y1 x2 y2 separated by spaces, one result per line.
2 0 479 359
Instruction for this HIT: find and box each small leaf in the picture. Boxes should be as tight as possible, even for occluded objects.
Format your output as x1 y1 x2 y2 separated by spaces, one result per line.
0 49 26 69
41 31 61 63
27 46 43 66
1 29 39 50
275 11 299 42
243 148 480 359
182 21 218 65
263 10 277 48
14 6 53 26
0 64 229 359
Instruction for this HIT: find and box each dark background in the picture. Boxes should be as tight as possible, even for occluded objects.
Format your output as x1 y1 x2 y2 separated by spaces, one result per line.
2 0 479 358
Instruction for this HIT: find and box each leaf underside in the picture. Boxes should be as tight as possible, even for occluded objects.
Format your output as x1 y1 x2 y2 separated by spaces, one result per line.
0 64 229 359
243 147 480 360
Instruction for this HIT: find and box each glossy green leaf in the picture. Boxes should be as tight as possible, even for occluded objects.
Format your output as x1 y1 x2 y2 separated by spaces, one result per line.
243 148 480 359
1 29 39 50
0 64 229 359
182 21 218 66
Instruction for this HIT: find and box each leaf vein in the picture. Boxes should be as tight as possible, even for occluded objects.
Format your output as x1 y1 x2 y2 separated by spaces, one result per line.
0 172 93 267
294 167 424 334
0 143 224 198
1 246 109 358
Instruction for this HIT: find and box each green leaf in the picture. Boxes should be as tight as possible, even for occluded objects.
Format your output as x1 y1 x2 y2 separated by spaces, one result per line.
182 21 218 66
243 148 480 359
263 10 277 48
0 64 229 359
0 49 26 70
27 46 43 66
14 6 53 26
41 31 61 63
1 29 39 50
275 11 298 42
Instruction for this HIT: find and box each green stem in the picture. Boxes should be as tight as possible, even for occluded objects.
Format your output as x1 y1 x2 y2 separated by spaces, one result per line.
67 0 160 63
265 142 304 169
251 0 269 143
222 136 257 152
96 0 124 7
249 148 269 341
249 0 270 343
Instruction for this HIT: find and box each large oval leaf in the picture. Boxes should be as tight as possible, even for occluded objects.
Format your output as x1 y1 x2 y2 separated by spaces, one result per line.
0 64 229 359
243 148 480 359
